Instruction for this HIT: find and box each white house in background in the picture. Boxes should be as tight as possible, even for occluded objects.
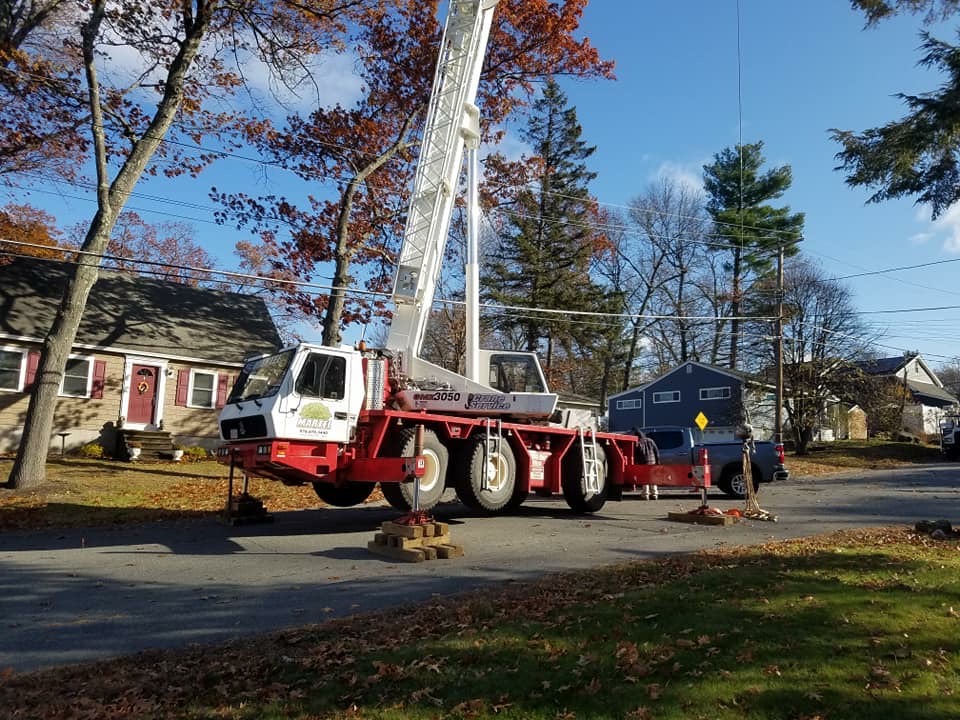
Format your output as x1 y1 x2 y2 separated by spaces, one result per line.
854 354 959 436
0 257 282 456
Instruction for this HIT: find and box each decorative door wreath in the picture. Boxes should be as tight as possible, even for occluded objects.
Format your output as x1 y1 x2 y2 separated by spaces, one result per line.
137 380 150 394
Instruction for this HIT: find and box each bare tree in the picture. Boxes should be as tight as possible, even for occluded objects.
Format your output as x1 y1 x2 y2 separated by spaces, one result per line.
749 257 873 454
606 176 717 383
5 0 362 489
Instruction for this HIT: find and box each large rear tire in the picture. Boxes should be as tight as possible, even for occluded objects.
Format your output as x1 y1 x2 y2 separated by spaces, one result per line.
455 435 517 513
380 428 449 511
561 444 609 513
311 481 376 507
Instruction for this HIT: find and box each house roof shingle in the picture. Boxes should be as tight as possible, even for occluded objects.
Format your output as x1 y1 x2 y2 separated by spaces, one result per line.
853 356 911 376
907 380 959 407
0 257 282 364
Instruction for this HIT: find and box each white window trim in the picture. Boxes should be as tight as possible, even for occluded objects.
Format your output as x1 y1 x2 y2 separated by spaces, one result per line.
699 386 732 401
653 390 681 404
187 369 219 409
616 398 641 410
0 346 27 393
59 354 95 398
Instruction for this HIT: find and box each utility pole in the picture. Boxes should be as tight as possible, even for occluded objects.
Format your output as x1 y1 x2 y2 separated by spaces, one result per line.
774 242 784 444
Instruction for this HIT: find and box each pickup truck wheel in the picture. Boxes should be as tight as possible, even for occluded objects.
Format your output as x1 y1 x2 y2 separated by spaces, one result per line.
719 465 760 499
561 444 609 513
312 481 376 507
455 435 516 513
381 428 449 511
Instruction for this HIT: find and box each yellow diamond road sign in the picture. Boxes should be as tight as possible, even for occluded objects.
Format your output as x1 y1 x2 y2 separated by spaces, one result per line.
694 412 708 431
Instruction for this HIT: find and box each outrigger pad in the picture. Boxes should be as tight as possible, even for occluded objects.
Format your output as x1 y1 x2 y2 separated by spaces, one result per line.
368 520 463 562
223 492 273 526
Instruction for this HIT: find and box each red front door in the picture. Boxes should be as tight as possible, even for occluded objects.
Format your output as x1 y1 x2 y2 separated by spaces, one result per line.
129 364 159 425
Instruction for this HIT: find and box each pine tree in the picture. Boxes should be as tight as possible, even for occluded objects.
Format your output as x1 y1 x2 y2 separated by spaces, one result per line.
702 141 804 370
485 79 611 387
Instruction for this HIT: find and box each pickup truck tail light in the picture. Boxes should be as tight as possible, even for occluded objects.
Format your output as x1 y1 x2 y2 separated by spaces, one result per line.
696 446 709 467
774 443 785 464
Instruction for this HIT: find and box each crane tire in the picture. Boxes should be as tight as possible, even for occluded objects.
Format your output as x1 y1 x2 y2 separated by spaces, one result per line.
561 444 609 514
455 434 517 513
380 427 449 511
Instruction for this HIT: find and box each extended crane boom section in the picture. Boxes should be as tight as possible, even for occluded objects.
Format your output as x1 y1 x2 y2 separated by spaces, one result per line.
384 0 557 418
388 0 497 364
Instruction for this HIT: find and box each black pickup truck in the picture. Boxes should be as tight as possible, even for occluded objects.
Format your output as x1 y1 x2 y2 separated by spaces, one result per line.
640 426 789 498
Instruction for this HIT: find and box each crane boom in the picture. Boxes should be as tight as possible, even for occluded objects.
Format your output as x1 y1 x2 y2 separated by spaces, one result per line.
387 0 497 365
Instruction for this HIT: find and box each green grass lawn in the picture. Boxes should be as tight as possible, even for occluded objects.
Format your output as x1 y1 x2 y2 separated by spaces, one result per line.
2 527 958 720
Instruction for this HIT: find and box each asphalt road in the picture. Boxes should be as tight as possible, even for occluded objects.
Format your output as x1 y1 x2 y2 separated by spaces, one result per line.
2 464 959 673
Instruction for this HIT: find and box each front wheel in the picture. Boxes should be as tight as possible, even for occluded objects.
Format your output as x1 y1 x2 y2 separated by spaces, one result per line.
380 427 449 511
718 465 761 499
312 481 376 507
455 435 517 513
561 444 609 513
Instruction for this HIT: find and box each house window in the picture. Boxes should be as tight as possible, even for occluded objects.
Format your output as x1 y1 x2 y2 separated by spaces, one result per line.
189 370 217 408
0 348 25 391
616 398 641 410
700 386 731 401
653 390 681 404
61 356 93 397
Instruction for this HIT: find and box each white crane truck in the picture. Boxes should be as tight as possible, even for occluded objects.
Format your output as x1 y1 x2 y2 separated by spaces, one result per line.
216 0 710 515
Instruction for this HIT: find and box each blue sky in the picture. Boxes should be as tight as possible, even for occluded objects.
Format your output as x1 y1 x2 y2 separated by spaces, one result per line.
17 1 960 368
564 1 960 368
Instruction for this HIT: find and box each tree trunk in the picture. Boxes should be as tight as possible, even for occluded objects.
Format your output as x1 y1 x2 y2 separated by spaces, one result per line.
6 260 100 488
6 1 209 488
728 245 742 370
7 236 110 488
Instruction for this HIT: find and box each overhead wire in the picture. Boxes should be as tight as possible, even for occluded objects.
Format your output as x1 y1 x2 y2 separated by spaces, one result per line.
8 60 960 359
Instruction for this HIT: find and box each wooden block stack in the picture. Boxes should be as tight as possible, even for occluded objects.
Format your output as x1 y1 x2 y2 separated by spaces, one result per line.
667 510 739 526
367 520 464 562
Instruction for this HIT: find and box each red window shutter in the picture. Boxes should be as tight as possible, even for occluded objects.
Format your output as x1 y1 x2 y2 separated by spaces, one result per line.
91 360 107 399
24 351 41 389
215 374 230 409
175 369 189 407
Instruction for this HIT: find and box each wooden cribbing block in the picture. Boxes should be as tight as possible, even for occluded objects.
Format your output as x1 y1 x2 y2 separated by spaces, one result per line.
667 511 738 526
436 544 464 559
368 520 463 562
381 521 450 539
386 534 450 550
367 541 426 562
420 545 438 560
381 521 424 539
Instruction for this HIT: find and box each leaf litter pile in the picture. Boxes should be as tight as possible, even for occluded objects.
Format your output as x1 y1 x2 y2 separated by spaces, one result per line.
2 527 959 720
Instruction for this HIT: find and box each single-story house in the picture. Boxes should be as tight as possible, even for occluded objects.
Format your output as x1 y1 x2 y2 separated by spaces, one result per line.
852 354 959 436
607 361 779 441
0 257 282 455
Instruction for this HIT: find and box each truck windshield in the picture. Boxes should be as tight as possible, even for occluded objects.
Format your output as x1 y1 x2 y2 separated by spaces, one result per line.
228 349 294 403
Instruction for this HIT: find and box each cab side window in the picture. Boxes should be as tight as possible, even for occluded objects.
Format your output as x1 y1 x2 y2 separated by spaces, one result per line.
488 355 545 393
295 357 320 396
321 356 345 400
297 354 346 400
